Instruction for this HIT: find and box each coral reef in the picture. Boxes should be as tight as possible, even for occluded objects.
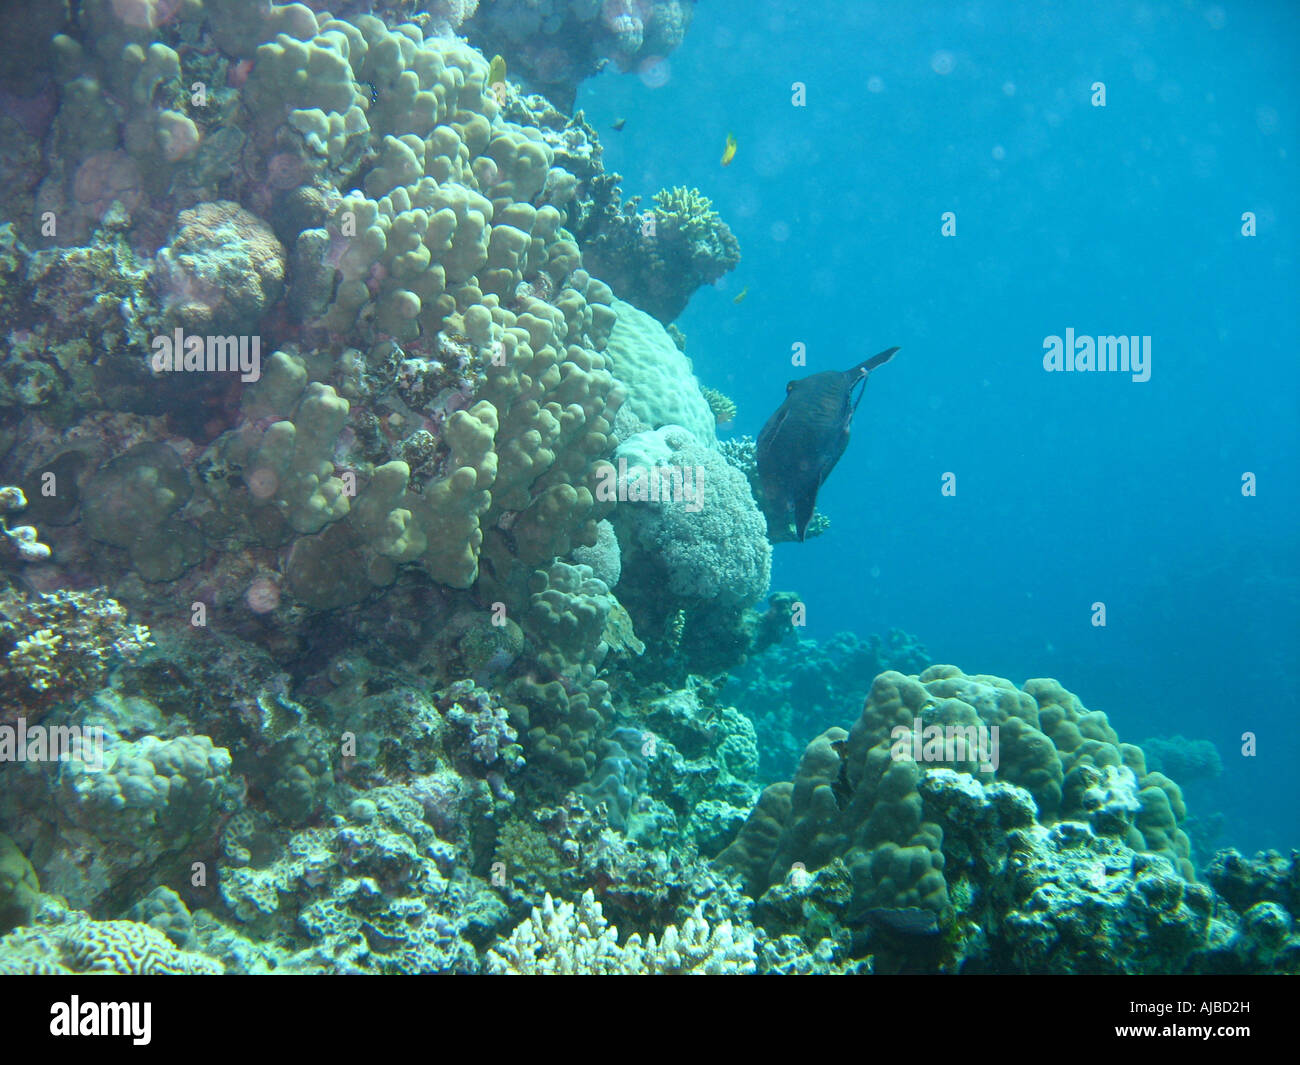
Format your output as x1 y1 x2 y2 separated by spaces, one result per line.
486 888 755 974
726 628 932 781
718 666 1201 970
465 1 696 112
603 299 716 442
0 585 152 726
524 559 641 681
0 486 50 563
0 688 242 914
613 425 769 607
1204 849 1299 915
2 7 627 630
0 897 224 975
724 759 1299 974
215 787 502 974
578 185 740 323
0 0 1287 985
602 423 773 680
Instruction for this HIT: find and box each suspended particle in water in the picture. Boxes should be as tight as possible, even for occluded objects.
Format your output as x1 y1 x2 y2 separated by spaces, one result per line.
245 577 281 614
638 56 671 89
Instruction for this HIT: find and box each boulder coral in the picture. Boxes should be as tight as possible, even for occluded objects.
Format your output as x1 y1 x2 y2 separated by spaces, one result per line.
612 424 770 608
5 8 627 621
0 486 50 563
153 201 286 335
601 299 716 444
719 666 1197 929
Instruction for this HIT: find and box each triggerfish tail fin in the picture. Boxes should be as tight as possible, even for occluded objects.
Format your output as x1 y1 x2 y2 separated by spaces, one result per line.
849 347 900 412
856 346 900 377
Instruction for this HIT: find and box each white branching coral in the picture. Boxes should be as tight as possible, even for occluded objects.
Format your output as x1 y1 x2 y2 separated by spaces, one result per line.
486 890 756 975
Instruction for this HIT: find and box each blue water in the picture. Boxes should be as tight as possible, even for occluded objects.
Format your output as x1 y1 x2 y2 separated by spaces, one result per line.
582 1 1300 854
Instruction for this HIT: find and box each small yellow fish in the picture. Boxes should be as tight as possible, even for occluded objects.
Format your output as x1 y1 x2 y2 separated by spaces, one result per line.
488 54 507 88
721 132 737 166
733 286 748 304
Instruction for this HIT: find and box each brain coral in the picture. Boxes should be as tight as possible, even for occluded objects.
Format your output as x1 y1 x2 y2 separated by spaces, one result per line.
0 897 223 975
601 299 716 444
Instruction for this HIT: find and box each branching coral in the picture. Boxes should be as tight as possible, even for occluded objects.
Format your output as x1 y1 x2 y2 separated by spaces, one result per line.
701 386 736 426
578 185 740 322
0 586 152 725
486 888 756 974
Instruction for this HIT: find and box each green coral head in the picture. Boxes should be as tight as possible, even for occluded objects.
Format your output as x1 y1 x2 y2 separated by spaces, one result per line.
653 186 721 235
701 386 737 426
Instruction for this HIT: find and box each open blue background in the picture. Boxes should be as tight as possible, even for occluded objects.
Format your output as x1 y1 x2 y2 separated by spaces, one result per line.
578 1 1299 853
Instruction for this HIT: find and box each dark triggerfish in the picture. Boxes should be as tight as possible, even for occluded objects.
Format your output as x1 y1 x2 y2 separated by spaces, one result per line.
755 347 899 542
